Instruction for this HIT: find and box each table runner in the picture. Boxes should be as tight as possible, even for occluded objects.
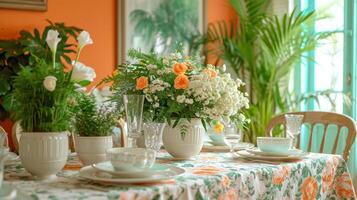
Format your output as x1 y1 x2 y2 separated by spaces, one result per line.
4 152 356 200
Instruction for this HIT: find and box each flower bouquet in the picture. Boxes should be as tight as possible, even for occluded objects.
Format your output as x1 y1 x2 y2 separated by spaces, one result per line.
108 49 249 158
9 29 96 178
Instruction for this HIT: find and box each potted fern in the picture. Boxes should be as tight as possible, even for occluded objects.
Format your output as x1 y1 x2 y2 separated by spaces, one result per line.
10 30 96 179
72 89 118 165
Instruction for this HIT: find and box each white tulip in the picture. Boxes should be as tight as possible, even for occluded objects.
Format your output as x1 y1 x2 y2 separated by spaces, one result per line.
77 31 93 49
43 76 57 92
46 30 61 52
71 61 96 82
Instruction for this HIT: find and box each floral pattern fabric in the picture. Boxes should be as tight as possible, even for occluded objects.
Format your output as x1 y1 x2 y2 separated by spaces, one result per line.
4 152 356 200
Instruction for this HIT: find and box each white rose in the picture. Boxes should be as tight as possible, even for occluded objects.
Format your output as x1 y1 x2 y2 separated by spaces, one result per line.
43 76 57 92
46 30 61 52
77 31 93 49
71 61 96 82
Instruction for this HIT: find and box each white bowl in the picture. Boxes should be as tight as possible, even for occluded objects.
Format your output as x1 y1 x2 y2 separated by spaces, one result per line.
257 137 292 153
106 148 156 172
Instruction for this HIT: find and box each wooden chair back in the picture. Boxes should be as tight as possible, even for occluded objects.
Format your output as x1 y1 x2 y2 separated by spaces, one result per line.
266 111 356 161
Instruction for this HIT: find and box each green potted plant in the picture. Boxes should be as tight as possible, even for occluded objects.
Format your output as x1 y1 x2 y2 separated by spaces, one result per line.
106 48 249 158
10 29 96 179
0 21 81 120
207 0 334 143
72 89 118 166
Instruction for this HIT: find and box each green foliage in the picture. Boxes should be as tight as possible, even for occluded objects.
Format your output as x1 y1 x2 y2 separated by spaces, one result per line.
0 20 81 120
207 0 333 143
72 93 118 137
10 58 75 132
104 49 243 130
130 0 205 55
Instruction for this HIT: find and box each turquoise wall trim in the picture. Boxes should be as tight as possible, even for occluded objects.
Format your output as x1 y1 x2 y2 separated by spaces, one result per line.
346 0 357 190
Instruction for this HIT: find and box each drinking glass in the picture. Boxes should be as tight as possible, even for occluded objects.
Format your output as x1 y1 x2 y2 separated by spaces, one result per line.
0 147 8 188
123 95 145 148
223 123 241 153
143 122 166 152
285 114 304 149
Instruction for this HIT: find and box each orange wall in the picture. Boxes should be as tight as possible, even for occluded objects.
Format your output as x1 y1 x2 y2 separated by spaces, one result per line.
207 0 238 65
0 0 236 150
207 0 238 23
0 0 117 149
0 0 117 84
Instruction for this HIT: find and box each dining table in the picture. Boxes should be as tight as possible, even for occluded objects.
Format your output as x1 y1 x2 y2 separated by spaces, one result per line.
3 150 356 200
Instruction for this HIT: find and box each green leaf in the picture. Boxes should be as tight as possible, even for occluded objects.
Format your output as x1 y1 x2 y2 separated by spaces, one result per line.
77 80 91 87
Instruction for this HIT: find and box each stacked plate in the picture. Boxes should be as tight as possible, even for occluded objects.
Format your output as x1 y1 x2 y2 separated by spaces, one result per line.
202 142 254 152
235 148 308 162
79 162 185 184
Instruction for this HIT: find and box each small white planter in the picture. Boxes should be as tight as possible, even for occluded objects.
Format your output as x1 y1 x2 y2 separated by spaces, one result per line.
163 118 205 159
19 132 69 179
74 135 113 166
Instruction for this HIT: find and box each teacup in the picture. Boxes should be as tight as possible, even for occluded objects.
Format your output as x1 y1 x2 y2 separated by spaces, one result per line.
257 137 292 153
106 148 156 172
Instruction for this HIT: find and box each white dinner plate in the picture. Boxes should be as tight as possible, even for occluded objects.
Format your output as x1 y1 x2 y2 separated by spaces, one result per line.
202 142 254 152
79 165 185 184
246 148 304 157
92 162 170 178
235 150 308 161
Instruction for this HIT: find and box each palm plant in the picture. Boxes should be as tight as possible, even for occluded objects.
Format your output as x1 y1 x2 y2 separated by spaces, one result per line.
130 0 203 55
207 0 332 143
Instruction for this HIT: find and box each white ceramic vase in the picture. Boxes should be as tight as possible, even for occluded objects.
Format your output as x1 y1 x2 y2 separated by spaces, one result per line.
19 132 69 179
74 135 113 166
162 118 205 159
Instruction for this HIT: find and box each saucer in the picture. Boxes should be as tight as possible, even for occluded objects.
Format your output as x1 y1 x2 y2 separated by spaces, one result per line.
246 148 304 157
235 150 308 162
80 165 185 184
202 142 254 152
92 162 169 178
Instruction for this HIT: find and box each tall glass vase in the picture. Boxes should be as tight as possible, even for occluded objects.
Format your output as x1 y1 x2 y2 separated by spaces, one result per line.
123 95 144 148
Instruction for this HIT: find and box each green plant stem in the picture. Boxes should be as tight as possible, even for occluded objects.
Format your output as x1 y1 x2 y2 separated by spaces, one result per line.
52 50 56 69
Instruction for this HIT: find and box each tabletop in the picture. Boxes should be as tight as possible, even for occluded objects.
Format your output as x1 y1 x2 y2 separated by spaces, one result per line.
4 151 356 200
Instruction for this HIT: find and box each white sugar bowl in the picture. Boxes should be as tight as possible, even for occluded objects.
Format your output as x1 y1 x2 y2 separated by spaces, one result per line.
257 137 292 153
106 148 156 172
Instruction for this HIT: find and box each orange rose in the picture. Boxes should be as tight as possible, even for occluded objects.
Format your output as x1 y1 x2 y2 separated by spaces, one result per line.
335 172 355 198
172 62 188 75
136 76 148 90
119 191 135 200
272 166 290 185
174 74 189 89
192 166 225 175
218 189 238 200
322 161 335 192
204 69 218 79
221 175 231 187
301 176 318 200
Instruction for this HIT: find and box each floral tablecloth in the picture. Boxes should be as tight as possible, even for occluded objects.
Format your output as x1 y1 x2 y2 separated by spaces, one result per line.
4 151 356 200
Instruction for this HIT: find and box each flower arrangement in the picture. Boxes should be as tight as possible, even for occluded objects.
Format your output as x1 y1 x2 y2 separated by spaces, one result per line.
72 87 118 136
9 29 96 132
107 49 249 129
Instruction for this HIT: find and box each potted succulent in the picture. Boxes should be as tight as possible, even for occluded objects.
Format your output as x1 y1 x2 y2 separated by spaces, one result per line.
107 49 249 158
72 88 118 165
9 29 96 179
